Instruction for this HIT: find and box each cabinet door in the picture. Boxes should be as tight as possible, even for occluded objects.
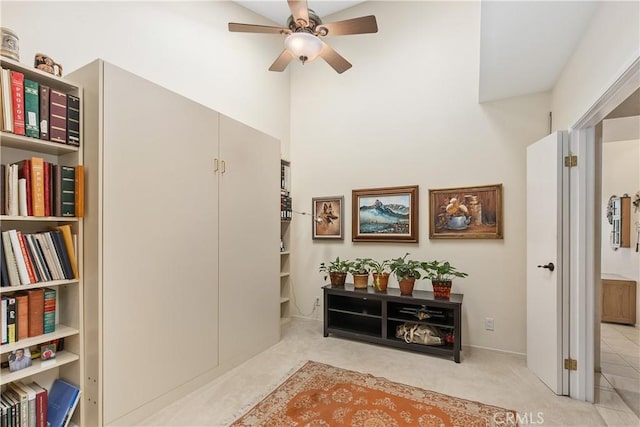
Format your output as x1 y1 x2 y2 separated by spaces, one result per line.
218 115 280 364
101 63 220 424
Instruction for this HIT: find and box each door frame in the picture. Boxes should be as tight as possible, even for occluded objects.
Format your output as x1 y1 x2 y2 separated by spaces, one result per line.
568 56 639 401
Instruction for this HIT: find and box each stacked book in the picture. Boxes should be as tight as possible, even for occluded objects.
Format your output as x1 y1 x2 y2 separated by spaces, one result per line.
0 66 80 146
1 158 83 217
1 288 56 345
0 225 79 288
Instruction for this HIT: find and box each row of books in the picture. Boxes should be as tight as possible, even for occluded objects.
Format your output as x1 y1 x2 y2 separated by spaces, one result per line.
280 163 291 192
1 160 83 218
0 67 80 146
280 193 292 221
0 226 78 288
1 379 81 427
1 288 56 345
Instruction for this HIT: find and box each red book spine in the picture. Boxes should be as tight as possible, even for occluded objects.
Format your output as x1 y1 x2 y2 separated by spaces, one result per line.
10 70 25 135
18 159 32 216
17 231 37 283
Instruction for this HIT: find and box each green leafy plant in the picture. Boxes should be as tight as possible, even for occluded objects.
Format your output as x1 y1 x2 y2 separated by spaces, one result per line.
422 260 468 281
349 258 373 275
388 253 426 281
319 257 353 280
368 259 392 275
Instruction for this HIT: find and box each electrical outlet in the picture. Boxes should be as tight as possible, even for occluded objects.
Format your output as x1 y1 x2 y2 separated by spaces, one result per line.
314 297 321 307
485 317 494 331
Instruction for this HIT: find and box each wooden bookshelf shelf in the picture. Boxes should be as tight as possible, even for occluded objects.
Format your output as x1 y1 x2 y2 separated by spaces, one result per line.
0 351 80 386
0 324 80 355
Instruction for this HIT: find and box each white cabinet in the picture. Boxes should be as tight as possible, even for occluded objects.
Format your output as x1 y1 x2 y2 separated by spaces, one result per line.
0 57 84 425
68 60 279 425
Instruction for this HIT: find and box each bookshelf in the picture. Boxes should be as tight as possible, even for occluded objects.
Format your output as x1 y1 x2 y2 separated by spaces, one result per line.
280 159 291 324
0 57 84 425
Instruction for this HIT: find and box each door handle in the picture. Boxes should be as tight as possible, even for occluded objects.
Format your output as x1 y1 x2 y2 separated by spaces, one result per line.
221 160 226 174
537 262 555 272
214 158 219 172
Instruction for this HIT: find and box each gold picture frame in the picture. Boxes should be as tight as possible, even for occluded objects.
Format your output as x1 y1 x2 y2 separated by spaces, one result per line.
352 185 419 243
312 196 344 239
429 184 503 239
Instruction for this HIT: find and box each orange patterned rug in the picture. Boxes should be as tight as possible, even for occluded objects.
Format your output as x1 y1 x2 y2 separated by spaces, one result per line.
231 361 518 426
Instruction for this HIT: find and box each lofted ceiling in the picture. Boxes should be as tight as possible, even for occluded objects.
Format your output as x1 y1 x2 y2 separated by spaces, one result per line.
233 1 599 102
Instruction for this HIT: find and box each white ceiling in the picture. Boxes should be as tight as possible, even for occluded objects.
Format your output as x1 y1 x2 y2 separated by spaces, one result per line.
232 1 599 102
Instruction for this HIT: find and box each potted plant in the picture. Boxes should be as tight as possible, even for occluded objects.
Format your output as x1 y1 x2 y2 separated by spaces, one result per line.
350 258 372 289
388 253 425 295
319 257 352 287
422 260 468 299
369 258 392 292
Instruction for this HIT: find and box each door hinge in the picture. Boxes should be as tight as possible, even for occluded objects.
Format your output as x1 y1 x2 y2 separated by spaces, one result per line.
564 155 577 167
564 358 577 370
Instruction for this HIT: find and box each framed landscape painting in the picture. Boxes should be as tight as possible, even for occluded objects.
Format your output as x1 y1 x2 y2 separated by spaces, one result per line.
352 185 419 243
312 196 344 239
429 184 503 239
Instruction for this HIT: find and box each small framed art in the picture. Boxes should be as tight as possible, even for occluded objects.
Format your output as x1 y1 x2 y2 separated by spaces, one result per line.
312 196 344 239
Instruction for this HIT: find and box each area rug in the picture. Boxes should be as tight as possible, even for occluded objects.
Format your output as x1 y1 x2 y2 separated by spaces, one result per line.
231 361 518 426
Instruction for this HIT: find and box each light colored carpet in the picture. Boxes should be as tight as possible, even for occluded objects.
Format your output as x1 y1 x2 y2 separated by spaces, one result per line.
230 360 517 426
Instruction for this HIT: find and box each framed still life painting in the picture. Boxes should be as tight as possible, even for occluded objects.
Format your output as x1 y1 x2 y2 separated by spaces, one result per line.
429 184 503 239
352 185 419 243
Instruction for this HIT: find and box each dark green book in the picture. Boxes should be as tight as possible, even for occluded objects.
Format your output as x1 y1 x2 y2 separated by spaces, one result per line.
61 166 75 217
24 79 40 138
67 94 80 146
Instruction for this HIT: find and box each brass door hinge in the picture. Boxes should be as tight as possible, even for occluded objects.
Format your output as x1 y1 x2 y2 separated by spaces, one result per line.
564 155 577 167
564 358 577 370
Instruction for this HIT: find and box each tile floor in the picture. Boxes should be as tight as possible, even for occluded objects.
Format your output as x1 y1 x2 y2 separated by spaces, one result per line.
141 318 608 426
596 322 640 426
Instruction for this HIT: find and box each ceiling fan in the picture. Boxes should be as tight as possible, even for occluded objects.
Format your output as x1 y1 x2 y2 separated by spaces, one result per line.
228 0 378 74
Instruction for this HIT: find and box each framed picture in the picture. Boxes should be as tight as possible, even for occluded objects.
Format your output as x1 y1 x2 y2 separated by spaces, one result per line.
429 184 503 239
312 196 344 239
352 185 419 243
8 347 32 372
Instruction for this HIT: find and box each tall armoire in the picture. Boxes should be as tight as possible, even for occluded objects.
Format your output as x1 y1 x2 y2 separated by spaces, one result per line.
68 60 280 425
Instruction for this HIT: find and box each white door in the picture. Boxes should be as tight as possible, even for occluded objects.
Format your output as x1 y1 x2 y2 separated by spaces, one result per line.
526 131 569 395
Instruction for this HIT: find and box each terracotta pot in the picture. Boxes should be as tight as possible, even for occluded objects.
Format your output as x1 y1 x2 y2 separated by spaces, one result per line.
329 272 347 287
432 280 452 299
372 273 390 292
352 273 369 289
398 277 416 295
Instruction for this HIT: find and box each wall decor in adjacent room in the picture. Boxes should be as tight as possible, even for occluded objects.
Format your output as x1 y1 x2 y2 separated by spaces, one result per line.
429 184 503 239
352 185 419 243
312 196 344 239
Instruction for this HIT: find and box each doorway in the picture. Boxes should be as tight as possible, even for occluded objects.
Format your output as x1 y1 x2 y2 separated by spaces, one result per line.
596 90 640 420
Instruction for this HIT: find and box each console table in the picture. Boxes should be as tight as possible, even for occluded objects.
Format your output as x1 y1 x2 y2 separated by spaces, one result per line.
323 284 463 362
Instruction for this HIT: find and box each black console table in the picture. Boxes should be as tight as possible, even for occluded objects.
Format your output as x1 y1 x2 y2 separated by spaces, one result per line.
323 284 463 362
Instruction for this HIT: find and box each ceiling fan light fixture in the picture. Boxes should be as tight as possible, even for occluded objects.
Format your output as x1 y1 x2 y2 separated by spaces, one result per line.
284 32 323 64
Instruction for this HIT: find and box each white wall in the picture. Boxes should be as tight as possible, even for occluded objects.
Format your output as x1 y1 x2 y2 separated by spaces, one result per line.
289 1 551 354
552 1 640 130
0 1 292 157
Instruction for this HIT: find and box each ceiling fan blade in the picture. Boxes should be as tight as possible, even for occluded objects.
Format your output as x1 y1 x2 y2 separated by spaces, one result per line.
316 15 378 36
228 23 291 35
288 0 310 27
319 42 352 74
269 50 295 72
